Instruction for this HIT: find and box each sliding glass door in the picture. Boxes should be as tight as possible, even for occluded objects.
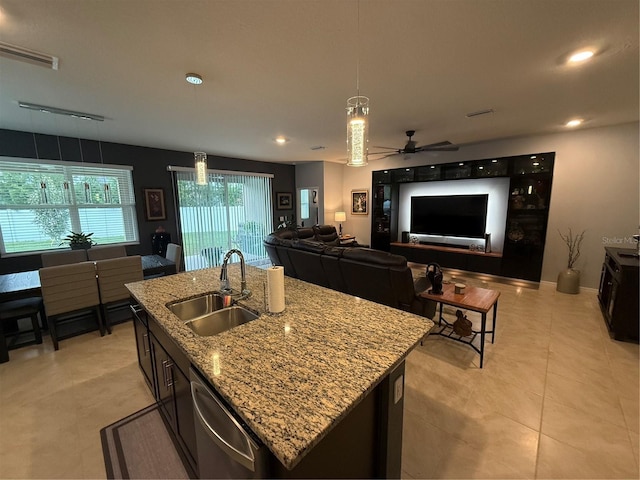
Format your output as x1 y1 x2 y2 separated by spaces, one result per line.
173 168 273 271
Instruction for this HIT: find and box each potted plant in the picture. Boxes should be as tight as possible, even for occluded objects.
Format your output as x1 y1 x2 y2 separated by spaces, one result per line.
60 231 96 250
556 228 585 294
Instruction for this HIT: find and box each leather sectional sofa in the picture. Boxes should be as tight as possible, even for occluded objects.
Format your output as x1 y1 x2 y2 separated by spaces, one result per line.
263 226 436 319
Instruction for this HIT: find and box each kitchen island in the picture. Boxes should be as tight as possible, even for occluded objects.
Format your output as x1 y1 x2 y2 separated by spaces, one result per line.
126 264 434 478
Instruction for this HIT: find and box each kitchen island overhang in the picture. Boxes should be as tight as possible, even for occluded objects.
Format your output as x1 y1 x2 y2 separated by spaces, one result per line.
126 264 434 476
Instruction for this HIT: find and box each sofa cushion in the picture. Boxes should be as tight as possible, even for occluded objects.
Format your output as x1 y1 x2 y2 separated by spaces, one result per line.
274 229 297 240
323 246 346 258
341 248 407 267
291 239 326 253
287 245 330 287
296 227 316 240
313 225 339 243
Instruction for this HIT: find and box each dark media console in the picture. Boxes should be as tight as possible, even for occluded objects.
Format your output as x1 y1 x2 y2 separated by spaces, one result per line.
372 152 554 282
390 242 503 276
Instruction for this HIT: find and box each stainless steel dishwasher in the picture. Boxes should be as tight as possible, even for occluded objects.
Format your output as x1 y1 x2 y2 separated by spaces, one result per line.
189 367 269 479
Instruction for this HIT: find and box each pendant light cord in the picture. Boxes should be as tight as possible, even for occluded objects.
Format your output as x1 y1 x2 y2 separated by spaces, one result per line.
356 0 360 96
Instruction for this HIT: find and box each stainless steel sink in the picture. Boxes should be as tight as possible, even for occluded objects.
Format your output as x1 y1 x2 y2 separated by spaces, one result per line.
167 292 224 321
167 292 259 336
184 306 259 336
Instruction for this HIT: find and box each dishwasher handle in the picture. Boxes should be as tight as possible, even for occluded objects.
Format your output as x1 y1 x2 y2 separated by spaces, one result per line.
191 379 258 472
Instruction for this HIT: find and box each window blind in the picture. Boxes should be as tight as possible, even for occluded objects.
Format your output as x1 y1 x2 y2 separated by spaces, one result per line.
173 168 273 270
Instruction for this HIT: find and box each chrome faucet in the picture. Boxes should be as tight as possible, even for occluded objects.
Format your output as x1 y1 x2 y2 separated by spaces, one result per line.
219 249 250 302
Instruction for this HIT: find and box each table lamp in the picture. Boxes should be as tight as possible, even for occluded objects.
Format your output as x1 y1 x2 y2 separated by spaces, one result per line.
334 211 346 236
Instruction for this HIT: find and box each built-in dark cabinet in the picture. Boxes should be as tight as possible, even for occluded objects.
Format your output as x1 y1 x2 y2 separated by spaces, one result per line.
501 172 553 281
372 152 555 283
372 183 392 250
598 247 639 342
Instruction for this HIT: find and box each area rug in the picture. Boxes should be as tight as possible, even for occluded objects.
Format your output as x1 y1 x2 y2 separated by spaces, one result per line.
100 404 191 479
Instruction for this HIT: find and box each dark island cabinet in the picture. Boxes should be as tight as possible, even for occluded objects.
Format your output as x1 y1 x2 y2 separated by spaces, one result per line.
598 247 639 342
132 305 154 392
133 304 198 476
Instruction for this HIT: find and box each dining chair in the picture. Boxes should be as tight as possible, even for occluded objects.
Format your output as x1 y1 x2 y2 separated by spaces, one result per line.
39 262 105 350
0 297 43 363
95 255 143 333
41 249 88 267
87 245 127 261
166 243 182 272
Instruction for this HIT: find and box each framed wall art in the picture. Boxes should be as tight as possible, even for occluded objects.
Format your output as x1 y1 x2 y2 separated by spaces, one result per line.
276 192 293 210
351 189 368 215
144 188 166 221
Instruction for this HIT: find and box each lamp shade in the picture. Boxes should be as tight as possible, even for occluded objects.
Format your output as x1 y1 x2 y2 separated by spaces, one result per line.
334 211 346 222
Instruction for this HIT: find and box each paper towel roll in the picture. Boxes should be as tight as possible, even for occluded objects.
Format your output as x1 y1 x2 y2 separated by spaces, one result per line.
267 266 285 313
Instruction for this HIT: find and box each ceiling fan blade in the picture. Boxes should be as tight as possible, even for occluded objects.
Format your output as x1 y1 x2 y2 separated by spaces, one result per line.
422 140 453 148
371 146 400 151
420 144 459 152
372 153 397 160
369 149 400 156
415 140 459 152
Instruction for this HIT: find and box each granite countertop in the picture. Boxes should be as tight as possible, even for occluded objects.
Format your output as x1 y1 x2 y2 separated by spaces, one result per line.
126 264 434 470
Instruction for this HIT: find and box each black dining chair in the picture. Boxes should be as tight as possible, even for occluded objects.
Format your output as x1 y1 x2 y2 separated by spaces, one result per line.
0 297 44 363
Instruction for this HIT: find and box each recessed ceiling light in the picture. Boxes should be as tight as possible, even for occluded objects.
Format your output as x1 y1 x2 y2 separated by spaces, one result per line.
566 119 583 127
568 50 594 64
274 136 288 144
185 73 203 85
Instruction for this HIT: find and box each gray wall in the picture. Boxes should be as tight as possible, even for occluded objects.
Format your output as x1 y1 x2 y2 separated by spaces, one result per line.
0 128 296 274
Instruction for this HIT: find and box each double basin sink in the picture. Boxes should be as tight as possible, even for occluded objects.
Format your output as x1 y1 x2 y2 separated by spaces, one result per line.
167 292 258 336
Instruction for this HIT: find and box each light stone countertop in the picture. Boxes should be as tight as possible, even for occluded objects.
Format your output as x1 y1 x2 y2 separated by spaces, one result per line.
126 264 434 470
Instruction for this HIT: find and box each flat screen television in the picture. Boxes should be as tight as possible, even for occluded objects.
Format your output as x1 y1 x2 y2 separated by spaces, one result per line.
410 194 488 238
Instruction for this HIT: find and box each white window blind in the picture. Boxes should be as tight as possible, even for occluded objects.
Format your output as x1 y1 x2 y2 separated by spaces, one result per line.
172 168 273 270
0 157 138 255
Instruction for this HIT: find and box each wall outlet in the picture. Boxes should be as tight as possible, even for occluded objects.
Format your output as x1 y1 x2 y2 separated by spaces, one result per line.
394 375 404 404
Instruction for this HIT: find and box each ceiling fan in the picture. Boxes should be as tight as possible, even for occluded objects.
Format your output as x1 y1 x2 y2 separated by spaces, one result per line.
369 130 459 159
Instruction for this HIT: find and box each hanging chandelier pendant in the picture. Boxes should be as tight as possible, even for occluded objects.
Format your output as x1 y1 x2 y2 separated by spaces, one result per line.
346 95 369 167
194 151 208 185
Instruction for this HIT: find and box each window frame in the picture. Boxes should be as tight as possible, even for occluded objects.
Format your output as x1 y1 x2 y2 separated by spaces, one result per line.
0 157 139 257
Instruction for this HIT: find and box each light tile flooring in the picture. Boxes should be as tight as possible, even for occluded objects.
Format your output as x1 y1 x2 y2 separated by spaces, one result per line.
0 277 638 479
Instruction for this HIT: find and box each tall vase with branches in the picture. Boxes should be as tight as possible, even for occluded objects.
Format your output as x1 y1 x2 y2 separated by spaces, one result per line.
559 228 585 269
557 228 585 294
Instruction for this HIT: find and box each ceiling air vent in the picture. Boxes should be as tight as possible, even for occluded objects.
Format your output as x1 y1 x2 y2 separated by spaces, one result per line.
465 108 494 118
0 41 59 70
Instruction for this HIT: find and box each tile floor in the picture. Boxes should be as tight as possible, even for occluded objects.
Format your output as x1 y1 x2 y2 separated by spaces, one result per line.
0 276 638 479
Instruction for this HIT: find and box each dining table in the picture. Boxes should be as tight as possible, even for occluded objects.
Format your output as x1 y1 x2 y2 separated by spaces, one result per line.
0 254 176 302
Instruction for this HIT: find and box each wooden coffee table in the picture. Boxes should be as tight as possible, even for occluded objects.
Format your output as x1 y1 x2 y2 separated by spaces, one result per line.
420 282 500 368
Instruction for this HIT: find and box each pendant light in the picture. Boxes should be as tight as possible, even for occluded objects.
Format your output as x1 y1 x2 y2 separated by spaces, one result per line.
187 72 208 185
346 0 369 167
194 151 208 185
